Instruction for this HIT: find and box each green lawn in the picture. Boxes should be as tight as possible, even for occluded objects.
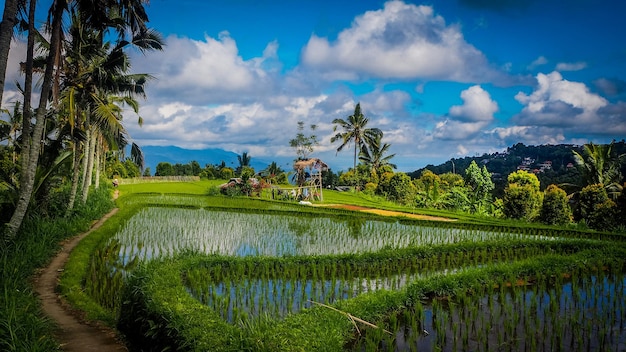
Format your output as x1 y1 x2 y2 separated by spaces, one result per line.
117 179 223 195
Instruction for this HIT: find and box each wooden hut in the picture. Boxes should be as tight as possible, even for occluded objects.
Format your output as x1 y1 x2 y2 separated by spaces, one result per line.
293 158 328 202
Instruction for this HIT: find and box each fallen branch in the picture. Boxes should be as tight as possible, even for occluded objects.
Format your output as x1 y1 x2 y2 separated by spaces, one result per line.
308 300 392 335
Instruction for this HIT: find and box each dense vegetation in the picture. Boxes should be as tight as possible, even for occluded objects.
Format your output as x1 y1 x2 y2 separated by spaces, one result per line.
1 2 625 350
66 186 625 351
409 141 626 195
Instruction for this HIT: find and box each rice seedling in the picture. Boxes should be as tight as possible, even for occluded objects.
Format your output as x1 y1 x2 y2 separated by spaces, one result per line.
111 207 566 261
356 270 626 351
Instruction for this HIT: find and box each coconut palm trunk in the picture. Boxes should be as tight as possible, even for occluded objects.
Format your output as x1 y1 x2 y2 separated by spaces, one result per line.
5 0 64 239
94 134 101 189
19 0 36 201
0 0 19 109
81 125 97 203
66 142 82 213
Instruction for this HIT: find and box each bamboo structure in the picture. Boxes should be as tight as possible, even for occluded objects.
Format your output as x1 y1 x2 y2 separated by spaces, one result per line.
293 158 328 202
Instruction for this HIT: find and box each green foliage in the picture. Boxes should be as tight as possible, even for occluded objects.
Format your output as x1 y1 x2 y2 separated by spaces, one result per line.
0 186 114 351
358 134 396 178
539 184 572 225
414 170 444 209
363 182 377 195
107 159 128 178
577 184 618 230
46 180 626 352
240 166 255 179
116 240 625 351
331 103 383 170
155 161 174 176
464 161 495 214
123 158 140 178
573 141 624 196
503 170 542 220
220 167 234 180
338 164 370 188
377 172 416 205
617 184 626 228
289 121 319 160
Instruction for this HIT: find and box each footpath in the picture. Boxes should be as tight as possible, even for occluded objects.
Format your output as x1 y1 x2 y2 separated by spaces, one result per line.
34 192 127 351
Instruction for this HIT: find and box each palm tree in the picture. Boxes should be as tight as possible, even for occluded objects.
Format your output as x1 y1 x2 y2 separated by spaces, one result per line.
331 103 383 170
359 134 396 178
0 0 20 109
5 0 161 239
5 0 65 239
573 141 625 198
236 152 252 176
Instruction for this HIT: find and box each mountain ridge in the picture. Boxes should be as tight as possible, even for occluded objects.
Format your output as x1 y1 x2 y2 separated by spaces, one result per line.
141 145 292 174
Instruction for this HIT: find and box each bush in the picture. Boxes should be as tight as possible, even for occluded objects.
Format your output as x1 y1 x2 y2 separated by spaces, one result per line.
363 182 377 195
577 184 618 231
539 184 572 226
503 171 542 221
0 185 114 351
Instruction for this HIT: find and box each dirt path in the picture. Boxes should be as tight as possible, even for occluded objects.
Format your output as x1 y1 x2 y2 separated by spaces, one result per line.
34 192 127 352
317 204 457 222
32 192 448 352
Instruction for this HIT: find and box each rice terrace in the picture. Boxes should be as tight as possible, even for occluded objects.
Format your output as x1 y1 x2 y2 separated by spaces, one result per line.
3 1 626 351
48 179 625 351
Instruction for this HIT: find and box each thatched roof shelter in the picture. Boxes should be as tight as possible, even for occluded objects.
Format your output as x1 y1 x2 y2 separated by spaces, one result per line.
293 158 328 172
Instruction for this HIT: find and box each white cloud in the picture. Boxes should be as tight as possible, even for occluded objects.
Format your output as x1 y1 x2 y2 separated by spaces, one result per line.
2 39 27 107
514 71 608 127
301 1 506 83
449 85 498 122
484 71 626 146
490 126 565 145
555 61 587 72
133 33 278 104
433 85 498 140
527 55 548 70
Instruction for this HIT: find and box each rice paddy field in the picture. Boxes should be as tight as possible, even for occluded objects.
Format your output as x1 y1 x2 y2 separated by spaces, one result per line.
62 180 626 352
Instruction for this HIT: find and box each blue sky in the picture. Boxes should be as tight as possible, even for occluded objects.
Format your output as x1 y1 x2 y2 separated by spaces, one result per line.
4 0 626 171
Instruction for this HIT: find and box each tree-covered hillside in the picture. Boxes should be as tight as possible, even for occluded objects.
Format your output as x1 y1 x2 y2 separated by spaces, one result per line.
409 141 626 197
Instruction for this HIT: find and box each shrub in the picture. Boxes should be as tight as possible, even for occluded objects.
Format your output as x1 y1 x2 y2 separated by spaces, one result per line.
503 171 542 221
539 184 572 226
577 184 618 230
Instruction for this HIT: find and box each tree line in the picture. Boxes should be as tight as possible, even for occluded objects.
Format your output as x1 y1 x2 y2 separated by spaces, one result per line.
0 0 163 239
134 103 626 232
239 103 624 232
315 104 626 232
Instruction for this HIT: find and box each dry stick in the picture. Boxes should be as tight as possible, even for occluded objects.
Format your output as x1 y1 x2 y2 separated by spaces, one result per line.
308 300 392 335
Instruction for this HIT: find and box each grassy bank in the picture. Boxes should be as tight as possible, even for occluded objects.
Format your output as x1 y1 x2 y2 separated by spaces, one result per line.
0 186 115 351
55 179 626 351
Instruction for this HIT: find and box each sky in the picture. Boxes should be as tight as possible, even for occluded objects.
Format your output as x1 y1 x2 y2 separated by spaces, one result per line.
4 0 626 171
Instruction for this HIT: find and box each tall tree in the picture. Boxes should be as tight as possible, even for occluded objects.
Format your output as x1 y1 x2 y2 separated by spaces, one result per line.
289 121 318 160
464 161 494 214
573 141 624 198
503 170 543 221
5 0 161 239
331 103 383 170
236 152 251 176
60 11 159 207
0 0 20 109
5 0 65 239
539 184 572 225
359 134 396 180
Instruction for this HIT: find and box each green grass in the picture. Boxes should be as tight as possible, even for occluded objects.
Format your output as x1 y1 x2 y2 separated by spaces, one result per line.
57 179 626 351
0 186 115 351
117 179 224 195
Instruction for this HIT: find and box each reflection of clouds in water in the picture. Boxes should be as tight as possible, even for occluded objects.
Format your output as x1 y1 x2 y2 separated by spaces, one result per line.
113 207 559 261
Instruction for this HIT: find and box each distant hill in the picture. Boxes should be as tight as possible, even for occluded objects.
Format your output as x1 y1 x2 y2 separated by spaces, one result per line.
141 146 289 175
408 141 626 197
